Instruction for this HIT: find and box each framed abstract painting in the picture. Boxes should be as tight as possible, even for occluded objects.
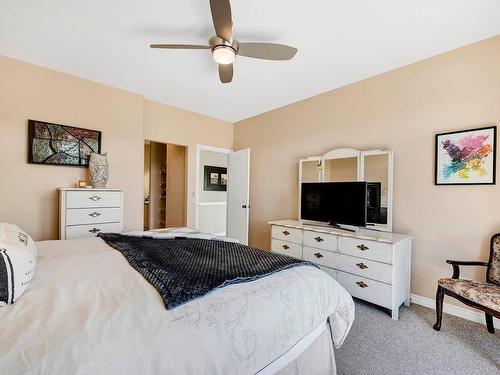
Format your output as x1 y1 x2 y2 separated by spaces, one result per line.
435 126 496 185
28 120 102 167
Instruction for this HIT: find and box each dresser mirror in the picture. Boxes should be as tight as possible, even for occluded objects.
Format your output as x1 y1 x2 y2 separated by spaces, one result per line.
299 148 393 232
362 151 393 231
299 158 322 183
324 157 358 182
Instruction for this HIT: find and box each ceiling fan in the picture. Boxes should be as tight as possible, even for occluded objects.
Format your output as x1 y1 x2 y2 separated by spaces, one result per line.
150 0 298 84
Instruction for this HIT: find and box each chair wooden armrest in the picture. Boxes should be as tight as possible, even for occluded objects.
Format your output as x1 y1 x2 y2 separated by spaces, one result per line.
445 260 489 279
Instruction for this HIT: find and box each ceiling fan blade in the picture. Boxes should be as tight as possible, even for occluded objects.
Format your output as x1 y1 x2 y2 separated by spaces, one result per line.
210 0 233 42
150 44 210 49
238 43 297 60
218 63 233 84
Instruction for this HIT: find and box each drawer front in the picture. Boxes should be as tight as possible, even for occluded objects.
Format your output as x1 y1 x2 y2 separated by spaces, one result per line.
271 239 302 258
271 225 302 244
318 265 337 280
336 270 392 309
303 231 337 251
66 191 121 209
65 222 122 239
338 237 393 264
336 253 393 284
66 208 121 226
303 246 337 268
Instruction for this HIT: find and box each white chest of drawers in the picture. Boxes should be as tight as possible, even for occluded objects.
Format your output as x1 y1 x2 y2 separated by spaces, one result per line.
59 188 124 240
269 219 412 320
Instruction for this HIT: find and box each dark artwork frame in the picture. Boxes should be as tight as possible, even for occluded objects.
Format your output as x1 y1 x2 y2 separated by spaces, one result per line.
28 119 102 167
204 166 227 191
435 125 497 185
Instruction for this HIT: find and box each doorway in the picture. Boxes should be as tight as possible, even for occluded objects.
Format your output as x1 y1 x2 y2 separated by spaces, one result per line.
144 140 187 230
195 145 251 244
195 145 230 236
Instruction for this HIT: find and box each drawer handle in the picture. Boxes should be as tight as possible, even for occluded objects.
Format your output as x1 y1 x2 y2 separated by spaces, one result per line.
356 281 368 288
314 236 324 242
89 228 101 234
314 252 324 259
282 244 290 250
89 196 101 201
282 230 290 235
356 244 369 251
356 262 368 270
89 212 101 217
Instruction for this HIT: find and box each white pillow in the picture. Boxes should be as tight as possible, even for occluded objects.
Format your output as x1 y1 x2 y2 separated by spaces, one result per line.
0 223 37 306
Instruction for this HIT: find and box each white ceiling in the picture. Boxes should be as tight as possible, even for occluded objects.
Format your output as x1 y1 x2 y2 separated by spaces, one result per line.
1 1 500 122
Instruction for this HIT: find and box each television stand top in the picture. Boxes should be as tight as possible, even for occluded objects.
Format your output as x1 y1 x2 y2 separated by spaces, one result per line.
268 219 413 244
301 221 356 233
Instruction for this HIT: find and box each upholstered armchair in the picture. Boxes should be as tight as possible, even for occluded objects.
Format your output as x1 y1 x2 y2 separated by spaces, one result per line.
433 233 500 333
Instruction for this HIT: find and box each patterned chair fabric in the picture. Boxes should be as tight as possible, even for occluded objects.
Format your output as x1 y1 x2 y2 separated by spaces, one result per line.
488 234 500 285
438 278 500 312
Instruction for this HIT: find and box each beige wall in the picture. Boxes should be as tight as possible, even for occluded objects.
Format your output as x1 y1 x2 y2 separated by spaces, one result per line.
234 36 500 302
0 55 144 240
143 99 233 228
0 55 232 240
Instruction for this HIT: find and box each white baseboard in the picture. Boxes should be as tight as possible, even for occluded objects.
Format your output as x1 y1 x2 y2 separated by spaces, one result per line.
410 293 499 329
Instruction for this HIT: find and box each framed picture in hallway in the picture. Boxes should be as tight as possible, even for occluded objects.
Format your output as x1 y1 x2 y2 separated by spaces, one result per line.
204 166 227 191
435 125 496 185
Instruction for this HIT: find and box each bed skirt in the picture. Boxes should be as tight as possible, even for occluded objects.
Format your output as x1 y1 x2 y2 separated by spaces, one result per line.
277 328 336 374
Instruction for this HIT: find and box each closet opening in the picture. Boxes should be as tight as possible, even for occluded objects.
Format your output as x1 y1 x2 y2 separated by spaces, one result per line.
144 140 187 231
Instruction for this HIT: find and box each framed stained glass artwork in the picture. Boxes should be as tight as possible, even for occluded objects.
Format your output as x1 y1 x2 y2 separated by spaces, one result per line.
28 120 102 167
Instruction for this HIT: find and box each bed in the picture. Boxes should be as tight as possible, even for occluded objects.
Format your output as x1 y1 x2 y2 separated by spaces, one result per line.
0 229 354 375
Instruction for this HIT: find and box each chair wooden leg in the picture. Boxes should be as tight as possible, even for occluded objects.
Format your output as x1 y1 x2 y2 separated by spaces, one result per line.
485 313 495 334
433 286 444 331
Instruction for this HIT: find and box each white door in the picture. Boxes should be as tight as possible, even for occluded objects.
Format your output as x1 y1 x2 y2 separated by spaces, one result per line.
226 149 250 244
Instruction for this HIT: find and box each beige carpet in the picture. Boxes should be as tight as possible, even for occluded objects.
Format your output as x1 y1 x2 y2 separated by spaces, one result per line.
335 299 499 375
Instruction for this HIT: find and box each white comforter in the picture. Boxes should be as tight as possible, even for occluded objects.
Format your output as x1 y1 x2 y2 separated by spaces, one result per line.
0 236 354 375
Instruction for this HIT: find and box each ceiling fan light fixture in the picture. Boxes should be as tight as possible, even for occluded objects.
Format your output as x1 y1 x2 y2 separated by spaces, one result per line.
212 45 236 64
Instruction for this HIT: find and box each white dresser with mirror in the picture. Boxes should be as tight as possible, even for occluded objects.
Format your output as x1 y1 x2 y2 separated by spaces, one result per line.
270 147 412 320
299 147 394 231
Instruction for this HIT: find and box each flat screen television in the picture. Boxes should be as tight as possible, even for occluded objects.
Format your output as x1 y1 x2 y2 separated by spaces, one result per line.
300 182 367 227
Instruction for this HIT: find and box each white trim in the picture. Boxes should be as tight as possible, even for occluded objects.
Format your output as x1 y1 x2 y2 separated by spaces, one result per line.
198 201 227 206
410 293 499 329
195 144 232 230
